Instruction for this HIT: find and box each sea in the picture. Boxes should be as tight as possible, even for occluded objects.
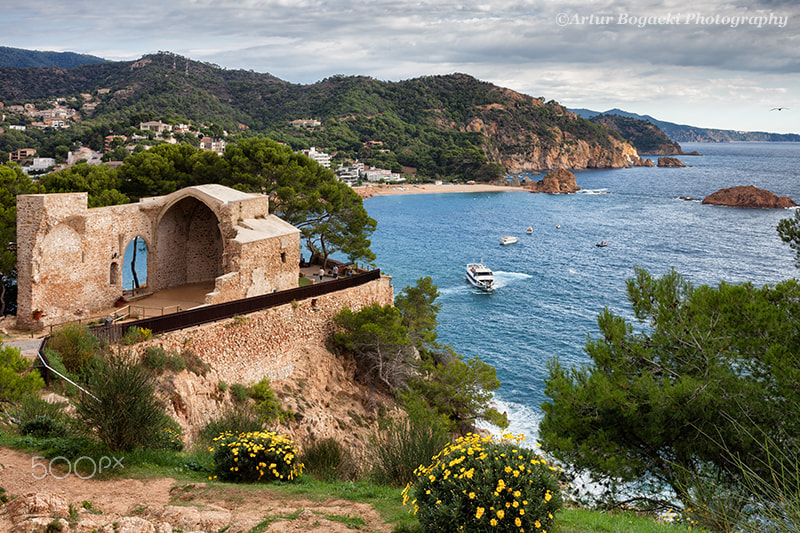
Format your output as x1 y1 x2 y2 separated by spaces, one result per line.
361 142 800 441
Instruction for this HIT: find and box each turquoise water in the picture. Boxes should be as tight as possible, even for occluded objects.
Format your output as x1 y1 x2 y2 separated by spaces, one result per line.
363 142 800 439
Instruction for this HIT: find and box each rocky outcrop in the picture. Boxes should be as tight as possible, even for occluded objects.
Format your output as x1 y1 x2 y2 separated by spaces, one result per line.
628 156 655 167
701 185 797 208
657 157 686 167
526 169 580 194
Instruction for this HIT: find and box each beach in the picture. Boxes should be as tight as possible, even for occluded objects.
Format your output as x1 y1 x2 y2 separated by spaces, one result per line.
354 182 523 198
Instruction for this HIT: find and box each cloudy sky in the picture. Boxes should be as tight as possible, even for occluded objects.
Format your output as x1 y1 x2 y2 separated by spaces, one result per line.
5 0 799 133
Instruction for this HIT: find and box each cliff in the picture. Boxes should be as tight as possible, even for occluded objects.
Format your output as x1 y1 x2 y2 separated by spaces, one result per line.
702 185 797 208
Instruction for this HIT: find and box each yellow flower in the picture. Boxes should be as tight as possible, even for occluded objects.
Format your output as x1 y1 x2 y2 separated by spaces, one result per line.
515 517 522 526
497 510 505 519
469 492 476 499
490 518 498 526
476 507 485 519
535 520 541 528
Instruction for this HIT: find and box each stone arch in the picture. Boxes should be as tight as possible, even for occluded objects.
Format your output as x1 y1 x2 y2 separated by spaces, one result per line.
152 195 223 292
122 236 149 291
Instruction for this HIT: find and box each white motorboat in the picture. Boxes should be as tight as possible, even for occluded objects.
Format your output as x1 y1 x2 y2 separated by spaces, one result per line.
466 262 494 291
526 226 533 234
500 235 518 245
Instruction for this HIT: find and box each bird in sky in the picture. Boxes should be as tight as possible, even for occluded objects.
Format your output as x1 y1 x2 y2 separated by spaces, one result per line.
770 107 789 111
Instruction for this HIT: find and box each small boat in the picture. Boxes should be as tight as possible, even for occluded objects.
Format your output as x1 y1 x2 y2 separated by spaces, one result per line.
466 261 494 291
526 226 533 234
596 241 610 247
500 236 518 245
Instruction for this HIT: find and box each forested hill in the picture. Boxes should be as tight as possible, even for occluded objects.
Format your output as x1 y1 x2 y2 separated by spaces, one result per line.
0 51 637 177
0 46 106 68
589 114 690 155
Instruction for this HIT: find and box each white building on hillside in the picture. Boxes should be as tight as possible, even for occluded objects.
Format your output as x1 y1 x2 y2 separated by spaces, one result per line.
300 147 331 168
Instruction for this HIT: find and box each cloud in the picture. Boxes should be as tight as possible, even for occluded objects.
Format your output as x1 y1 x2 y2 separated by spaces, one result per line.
4 0 799 132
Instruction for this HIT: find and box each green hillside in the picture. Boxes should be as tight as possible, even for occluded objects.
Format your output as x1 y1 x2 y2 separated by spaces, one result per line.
0 51 632 179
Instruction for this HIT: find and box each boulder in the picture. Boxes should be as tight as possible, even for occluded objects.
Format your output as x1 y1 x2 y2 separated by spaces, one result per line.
527 168 580 194
657 157 687 167
702 185 797 208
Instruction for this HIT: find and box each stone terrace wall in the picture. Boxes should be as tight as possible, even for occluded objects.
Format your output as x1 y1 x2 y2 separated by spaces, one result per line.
151 276 394 385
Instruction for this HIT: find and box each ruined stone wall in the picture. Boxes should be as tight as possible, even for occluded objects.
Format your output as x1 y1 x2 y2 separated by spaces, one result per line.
17 186 301 330
151 275 394 385
16 194 153 329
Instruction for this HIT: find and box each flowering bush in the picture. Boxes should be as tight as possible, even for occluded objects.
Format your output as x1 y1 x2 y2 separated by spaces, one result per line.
210 430 304 483
403 433 563 533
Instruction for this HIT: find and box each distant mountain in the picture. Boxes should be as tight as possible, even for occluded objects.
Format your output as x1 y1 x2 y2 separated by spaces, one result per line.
571 107 800 143
0 51 643 177
0 46 106 68
587 113 689 155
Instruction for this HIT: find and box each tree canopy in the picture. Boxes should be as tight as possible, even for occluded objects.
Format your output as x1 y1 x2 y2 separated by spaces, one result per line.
539 266 800 505
332 277 507 434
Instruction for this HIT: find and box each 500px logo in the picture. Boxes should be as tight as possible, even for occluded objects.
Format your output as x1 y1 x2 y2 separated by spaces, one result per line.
32 456 124 480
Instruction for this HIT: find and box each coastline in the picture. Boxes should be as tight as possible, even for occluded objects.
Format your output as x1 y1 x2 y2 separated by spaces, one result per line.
354 182 524 198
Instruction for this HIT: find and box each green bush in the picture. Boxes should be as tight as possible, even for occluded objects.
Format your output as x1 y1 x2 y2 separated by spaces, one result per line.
151 416 185 452
249 377 294 424
20 415 68 439
403 433 563 533
46 323 100 375
301 437 359 482
197 405 262 448
211 430 304 483
369 415 451 487
14 395 68 426
119 326 152 345
141 346 185 374
180 349 209 376
0 345 45 403
230 383 249 403
75 353 171 451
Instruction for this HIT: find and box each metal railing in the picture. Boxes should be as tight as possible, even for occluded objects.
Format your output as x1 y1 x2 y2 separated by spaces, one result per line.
90 268 382 344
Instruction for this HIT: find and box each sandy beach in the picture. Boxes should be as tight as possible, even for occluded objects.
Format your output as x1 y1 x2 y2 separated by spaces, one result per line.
354 182 525 198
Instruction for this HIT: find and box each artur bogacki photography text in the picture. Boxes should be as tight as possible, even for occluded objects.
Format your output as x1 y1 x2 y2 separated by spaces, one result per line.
555 12 789 28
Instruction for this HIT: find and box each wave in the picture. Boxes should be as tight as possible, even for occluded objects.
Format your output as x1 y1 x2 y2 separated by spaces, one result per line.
577 188 610 195
477 396 543 444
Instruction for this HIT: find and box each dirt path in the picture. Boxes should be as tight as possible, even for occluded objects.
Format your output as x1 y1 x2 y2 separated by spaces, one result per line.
0 447 394 532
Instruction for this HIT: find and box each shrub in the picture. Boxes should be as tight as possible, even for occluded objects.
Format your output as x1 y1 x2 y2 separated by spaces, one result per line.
152 416 185 452
75 353 171 451
230 383 249 403
210 430 304 483
0 345 45 403
197 405 262 448
369 415 451 487
403 433 563 533
141 346 185 374
301 437 359 482
180 349 209 376
248 377 294 424
20 415 68 439
46 323 100 375
119 326 152 345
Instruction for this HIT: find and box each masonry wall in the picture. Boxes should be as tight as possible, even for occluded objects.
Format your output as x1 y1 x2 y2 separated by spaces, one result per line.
151 275 394 385
17 186 301 330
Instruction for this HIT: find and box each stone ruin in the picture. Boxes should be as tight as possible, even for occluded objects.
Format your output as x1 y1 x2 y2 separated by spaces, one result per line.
16 184 301 330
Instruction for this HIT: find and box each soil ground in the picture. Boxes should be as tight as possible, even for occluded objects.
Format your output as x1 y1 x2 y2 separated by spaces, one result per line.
0 446 394 532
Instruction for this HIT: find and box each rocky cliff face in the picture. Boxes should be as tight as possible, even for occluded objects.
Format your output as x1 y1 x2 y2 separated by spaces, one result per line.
460 93 643 173
526 168 580 194
702 185 797 208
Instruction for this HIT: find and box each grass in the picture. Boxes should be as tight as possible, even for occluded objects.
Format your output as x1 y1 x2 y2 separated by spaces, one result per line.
0 428 699 533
